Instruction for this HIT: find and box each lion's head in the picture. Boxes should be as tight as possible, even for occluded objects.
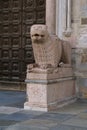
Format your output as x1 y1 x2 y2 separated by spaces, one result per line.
30 24 49 44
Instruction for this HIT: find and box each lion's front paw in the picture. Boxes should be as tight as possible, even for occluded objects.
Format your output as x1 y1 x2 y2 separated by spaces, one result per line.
27 64 38 72
39 64 52 69
39 64 47 69
59 62 71 68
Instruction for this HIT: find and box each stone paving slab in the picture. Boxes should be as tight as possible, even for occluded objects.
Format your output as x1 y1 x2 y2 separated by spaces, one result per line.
63 117 87 128
0 120 19 126
1 91 87 130
17 110 45 116
0 108 86 130
0 109 44 122
51 125 87 130
5 122 87 130
0 106 22 115
77 112 87 119
0 112 34 122
0 114 8 118
0 91 26 107
34 112 74 122
0 126 7 130
54 101 87 115
5 124 49 130
20 119 60 128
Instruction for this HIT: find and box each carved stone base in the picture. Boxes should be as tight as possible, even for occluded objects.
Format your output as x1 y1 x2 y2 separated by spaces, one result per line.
24 68 76 111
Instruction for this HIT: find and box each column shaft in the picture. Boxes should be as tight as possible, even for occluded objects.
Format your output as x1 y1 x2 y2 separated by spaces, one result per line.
67 0 71 30
46 0 56 34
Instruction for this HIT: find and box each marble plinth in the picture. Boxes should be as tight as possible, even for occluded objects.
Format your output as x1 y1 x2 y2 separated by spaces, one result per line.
24 68 76 111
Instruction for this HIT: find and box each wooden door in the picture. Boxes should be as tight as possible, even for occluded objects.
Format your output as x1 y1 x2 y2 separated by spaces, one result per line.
0 0 45 82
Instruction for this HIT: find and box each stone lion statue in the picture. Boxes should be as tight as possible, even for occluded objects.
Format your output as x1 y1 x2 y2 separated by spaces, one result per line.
29 24 71 71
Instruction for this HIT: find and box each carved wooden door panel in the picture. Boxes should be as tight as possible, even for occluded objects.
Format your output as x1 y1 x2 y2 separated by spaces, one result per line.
0 0 45 82
0 0 23 82
21 0 46 80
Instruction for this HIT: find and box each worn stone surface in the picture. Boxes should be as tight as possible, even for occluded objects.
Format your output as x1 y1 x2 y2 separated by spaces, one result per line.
34 112 73 122
27 68 73 80
77 112 87 119
0 91 87 130
54 101 87 115
20 119 59 128
5 125 49 130
0 120 19 126
30 24 62 70
0 111 38 122
75 28 87 99
52 125 87 130
29 24 71 72
25 77 75 111
63 118 87 128
0 106 22 115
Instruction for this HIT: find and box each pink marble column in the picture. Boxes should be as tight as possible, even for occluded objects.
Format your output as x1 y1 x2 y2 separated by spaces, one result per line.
46 0 56 34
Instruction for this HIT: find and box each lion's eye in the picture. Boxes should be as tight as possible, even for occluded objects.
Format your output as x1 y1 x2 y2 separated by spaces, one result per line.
34 34 39 36
41 35 44 37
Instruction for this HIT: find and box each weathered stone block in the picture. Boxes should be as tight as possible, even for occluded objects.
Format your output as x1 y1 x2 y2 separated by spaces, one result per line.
24 68 76 111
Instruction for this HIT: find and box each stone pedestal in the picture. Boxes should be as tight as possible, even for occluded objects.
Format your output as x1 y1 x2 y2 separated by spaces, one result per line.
75 28 87 99
24 68 76 111
75 48 87 99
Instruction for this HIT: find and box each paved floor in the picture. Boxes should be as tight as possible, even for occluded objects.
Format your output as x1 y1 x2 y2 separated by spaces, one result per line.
0 90 87 130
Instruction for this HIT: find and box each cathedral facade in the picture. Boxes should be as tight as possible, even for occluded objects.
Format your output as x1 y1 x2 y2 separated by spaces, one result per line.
0 0 87 93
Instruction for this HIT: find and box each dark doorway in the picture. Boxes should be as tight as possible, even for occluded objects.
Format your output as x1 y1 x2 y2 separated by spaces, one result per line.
0 0 46 83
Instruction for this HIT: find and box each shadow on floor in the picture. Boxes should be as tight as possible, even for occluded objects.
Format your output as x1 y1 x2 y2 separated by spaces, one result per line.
0 90 26 108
